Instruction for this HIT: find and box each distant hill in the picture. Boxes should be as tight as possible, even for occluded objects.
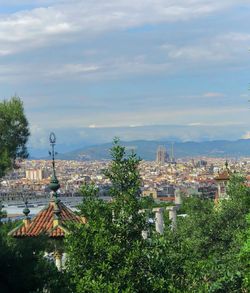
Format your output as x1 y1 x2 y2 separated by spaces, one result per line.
41 139 250 161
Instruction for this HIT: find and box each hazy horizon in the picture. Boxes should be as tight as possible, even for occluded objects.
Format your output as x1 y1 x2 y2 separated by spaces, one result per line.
28 133 250 159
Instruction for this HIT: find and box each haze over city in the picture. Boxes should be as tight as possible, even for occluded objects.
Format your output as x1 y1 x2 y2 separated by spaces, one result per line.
0 1 250 156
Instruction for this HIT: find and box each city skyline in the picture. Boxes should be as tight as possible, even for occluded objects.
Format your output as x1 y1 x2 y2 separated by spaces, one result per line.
0 1 250 151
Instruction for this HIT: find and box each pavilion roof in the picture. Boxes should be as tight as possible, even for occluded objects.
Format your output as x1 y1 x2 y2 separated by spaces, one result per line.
9 132 86 239
8 200 85 238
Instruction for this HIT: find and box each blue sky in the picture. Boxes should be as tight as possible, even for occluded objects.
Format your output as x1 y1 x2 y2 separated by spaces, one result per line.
0 0 250 154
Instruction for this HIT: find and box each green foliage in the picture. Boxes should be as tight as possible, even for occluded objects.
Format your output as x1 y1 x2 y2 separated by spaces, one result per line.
139 196 171 209
104 137 141 198
139 195 155 209
151 174 250 292
66 142 250 292
79 182 99 198
240 213 250 289
0 96 30 177
0 202 7 219
66 139 161 292
0 149 11 178
0 221 71 293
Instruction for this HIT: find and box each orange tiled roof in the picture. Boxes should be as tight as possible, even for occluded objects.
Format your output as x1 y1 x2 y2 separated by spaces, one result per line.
9 200 84 238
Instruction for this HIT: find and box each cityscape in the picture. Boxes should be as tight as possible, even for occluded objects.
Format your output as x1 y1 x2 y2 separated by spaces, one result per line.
0 1 250 292
2 145 250 209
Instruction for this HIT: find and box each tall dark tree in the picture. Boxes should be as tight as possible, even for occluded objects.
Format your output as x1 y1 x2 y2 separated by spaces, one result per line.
0 96 30 177
0 97 70 292
65 139 161 292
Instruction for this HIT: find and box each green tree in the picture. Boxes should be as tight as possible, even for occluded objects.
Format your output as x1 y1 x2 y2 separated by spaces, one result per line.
65 139 161 292
65 142 250 292
0 97 72 292
239 213 250 289
0 96 30 177
79 182 99 198
0 222 70 293
152 174 250 292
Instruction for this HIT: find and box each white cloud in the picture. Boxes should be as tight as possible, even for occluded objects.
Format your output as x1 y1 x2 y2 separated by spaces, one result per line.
242 131 250 139
0 29 247 83
159 31 250 75
0 1 249 84
163 34 250 63
88 124 96 128
240 94 249 98
28 120 250 151
224 32 250 42
163 44 223 61
0 6 76 55
47 64 101 77
0 56 172 83
0 0 248 55
188 122 244 127
0 62 102 83
203 92 225 98
0 0 249 149
188 122 202 126
26 104 248 130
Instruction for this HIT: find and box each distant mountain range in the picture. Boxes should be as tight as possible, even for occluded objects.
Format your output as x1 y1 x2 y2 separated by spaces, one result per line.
37 139 250 161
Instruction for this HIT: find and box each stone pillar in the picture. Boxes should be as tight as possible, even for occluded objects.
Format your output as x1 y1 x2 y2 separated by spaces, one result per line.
153 207 164 234
54 250 63 271
217 182 222 198
139 209 149 239
166 206 178 231
62 253 67 269
174 189 182 207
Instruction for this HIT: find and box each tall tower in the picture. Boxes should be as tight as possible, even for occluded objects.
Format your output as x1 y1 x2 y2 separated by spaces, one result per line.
156 146 168 164
171 142 175 163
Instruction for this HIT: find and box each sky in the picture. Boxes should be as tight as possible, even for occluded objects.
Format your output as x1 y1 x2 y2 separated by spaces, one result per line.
0 0 250 155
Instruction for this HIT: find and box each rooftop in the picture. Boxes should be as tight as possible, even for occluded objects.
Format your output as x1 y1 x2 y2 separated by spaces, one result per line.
9 200 85 238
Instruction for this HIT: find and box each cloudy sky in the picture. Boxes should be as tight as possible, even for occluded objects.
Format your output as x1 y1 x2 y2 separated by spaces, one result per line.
0 0 250 154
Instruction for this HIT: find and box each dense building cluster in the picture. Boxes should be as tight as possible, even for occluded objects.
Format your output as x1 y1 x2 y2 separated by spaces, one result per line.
1 155 250 203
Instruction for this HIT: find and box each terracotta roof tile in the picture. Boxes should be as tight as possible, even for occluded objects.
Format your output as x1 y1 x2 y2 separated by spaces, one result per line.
9 200 83 238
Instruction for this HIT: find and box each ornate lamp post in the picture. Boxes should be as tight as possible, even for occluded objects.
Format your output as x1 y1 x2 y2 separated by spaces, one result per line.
9 132 85 271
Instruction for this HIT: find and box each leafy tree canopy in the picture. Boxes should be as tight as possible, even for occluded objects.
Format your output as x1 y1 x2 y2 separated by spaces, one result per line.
0 221 70 293
0 96 30 178
151 174 250 292
66 144 250 292
65 139 162 292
